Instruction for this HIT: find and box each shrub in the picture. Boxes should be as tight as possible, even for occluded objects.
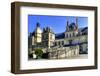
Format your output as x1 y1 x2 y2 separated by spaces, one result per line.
35 48 43 59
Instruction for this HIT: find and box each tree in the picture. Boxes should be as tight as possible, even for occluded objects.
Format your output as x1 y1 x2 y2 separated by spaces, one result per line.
35 48 43 59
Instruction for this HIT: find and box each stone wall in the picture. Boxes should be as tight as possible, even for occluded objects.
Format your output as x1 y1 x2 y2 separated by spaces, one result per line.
48 45 79 59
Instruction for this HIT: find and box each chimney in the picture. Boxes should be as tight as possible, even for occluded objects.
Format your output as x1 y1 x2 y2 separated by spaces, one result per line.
67 21 69 26
66 20 69 31
76 17 78 26
76 17 78 30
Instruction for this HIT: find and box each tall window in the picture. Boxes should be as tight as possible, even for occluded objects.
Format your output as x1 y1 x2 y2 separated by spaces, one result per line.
55 42 57 46
50 34 52 39
62 41 64 45
59 41 60 45
66 34 68 38
74 51 76 55
69 40 72 44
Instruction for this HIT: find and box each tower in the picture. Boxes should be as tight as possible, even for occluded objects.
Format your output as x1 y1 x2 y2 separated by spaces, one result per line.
34 22 42 44
42 27 55 49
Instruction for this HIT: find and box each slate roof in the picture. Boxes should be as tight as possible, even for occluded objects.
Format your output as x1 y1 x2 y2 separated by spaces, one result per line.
81 27 88 32
28 31 35 38
55 32 65 39
31 31 35 36
43 27 54 34
55 27 88 39
81 27 88 35
78 27 88 35
63 42 87 47
68 22 76 31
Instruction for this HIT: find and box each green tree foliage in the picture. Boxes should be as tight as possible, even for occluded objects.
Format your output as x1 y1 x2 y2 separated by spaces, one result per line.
35 48 43 59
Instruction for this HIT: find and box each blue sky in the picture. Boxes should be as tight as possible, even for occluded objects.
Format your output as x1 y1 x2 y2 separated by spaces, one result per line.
28 15 88 34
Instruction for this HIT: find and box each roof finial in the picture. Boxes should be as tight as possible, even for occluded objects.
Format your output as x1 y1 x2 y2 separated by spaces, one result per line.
66 19 69 31
36 22 40 27
75 17 78 30
67 20 69 26
76 17 78 26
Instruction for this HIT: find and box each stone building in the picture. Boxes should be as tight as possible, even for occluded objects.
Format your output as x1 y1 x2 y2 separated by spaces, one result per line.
29 22 42 49
54 18 88 54
42 27 55 48
49 45 79 59
28 17 88 59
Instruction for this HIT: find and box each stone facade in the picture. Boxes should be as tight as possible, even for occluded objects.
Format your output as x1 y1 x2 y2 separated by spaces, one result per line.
48 45 79 59
28 18 88 59
42 27 55 48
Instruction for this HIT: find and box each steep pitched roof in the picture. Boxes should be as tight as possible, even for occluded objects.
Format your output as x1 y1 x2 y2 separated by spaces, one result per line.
67 22 77 31
55 32 65 39
78 27 88 35
63 42 87 47
43 27 54 34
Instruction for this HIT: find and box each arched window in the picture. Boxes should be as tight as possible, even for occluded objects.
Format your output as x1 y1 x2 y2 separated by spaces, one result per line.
59 41 60 45
66 34 68 38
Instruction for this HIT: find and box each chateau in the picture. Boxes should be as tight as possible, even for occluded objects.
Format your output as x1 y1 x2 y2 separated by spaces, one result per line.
28 18 88 59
